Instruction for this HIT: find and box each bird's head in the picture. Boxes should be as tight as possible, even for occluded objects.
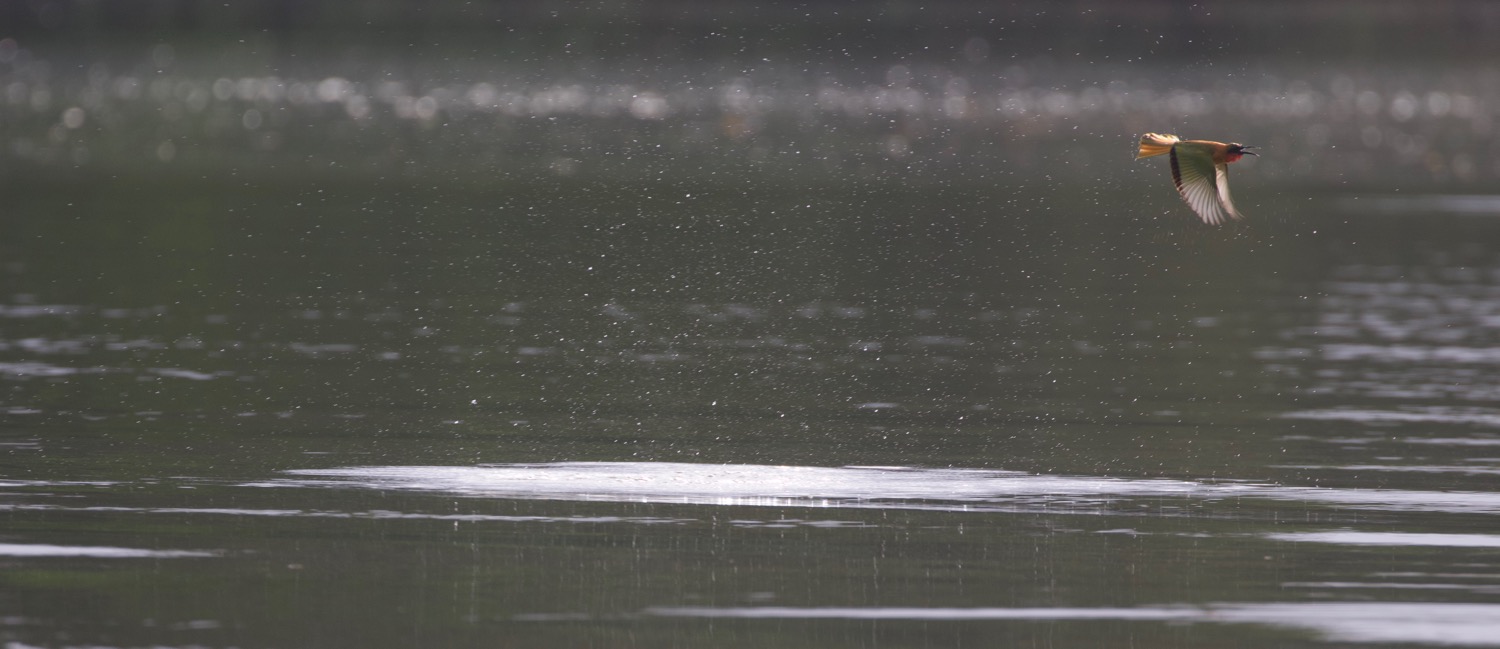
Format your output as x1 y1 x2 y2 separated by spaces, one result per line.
1226 143 1257 162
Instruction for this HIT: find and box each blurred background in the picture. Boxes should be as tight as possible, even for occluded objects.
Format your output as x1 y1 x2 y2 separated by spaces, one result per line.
6 2 1500 648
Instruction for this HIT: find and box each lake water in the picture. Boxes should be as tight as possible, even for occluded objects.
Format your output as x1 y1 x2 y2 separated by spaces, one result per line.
6 3 1500 647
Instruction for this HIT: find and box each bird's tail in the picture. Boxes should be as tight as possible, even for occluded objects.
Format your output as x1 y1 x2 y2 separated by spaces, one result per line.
1135 133 1180 159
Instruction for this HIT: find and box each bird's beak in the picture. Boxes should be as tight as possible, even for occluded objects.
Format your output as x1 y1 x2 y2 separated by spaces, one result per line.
1241 146 1258 156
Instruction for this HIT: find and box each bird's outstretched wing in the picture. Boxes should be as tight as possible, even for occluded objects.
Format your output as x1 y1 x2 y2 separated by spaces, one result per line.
1214 164 1244 221
1169 142 1241 224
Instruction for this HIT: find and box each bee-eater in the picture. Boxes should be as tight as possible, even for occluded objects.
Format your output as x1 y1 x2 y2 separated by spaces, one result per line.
1135 133 1257 225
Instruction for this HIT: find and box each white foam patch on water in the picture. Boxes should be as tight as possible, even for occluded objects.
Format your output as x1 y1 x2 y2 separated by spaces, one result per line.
0 543 218 558
640 602 1500 646
269 462 1500 515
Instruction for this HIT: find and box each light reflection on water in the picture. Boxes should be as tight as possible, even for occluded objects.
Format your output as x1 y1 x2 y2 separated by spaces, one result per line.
0 501 692 526
0 543 218 558
1284 407 1500 427
640 603 1500 647
1262 257 1500 464
267 461 1500 516
1267 531 1500 548
1344 194 1500 216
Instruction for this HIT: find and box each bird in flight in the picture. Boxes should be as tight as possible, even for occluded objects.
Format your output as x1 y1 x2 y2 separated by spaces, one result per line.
1135 133 1257 225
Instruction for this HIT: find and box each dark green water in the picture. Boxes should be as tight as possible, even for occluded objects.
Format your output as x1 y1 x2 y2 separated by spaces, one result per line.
6 3 1500 647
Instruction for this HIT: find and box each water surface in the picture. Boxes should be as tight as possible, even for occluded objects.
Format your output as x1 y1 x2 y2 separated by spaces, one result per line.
6 3 1500 647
